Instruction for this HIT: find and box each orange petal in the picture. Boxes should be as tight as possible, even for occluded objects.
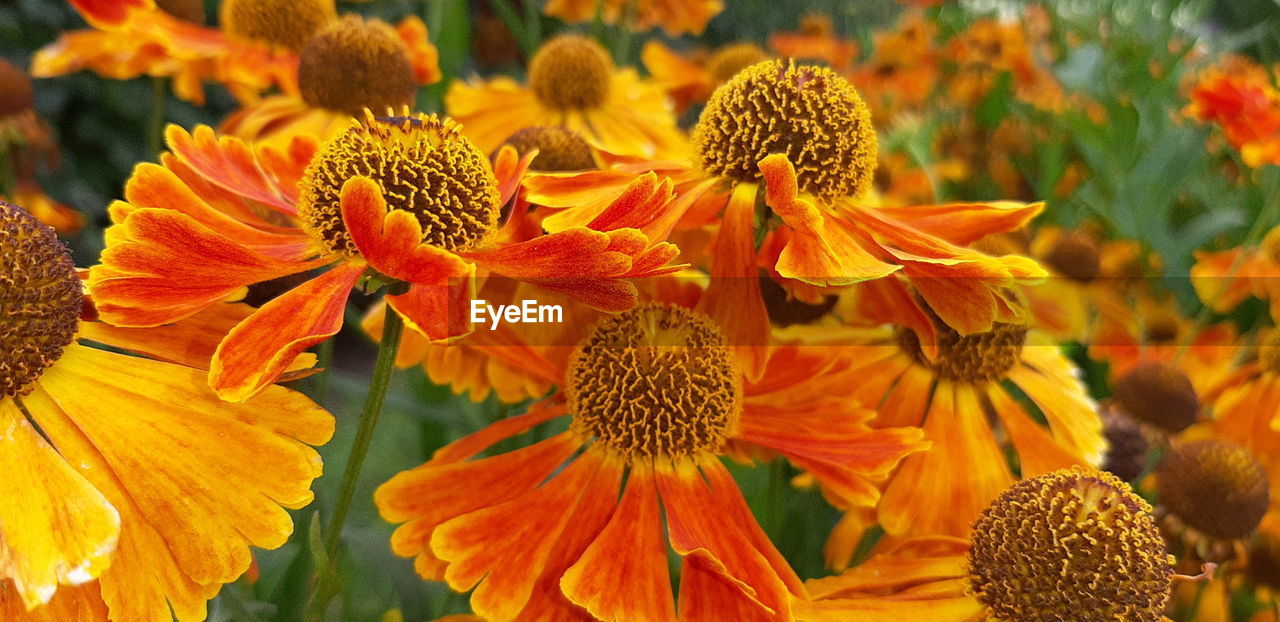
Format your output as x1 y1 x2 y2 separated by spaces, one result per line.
696 182 771 381
209 262 363 401
792 596 983 622
433 451 606 621
395 16 442 85
340 176 474 285
677 557 780 622
985 386 1087 476
0 400 118 610
165 125 298 216
69 0 150 27
875 202 1044 246
0 582 109 621
387 279 476 342
561 463 676 622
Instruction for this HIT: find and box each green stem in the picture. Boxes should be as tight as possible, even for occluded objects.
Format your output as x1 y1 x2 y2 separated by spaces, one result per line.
312 338 335 407
323 292 405 559
147 77 168 158
491 0 534 59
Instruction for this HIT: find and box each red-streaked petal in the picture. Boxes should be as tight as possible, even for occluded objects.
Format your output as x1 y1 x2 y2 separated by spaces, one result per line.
561 463 676 622
209 263 364 401
875 202 1044 246
387 279 476 342
165 125 297 214
433 451 606 621
697 182 770 381
340 176 475 285
69 0 150 27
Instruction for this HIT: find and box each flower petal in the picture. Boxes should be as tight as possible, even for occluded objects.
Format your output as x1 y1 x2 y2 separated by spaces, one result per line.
340 176 474 285
697 182 771 381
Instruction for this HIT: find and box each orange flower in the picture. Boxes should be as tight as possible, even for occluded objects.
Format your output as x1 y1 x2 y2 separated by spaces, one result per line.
0 60 84 235
1193 225 1280 324
88 113 680 401
543 0 724 35
375 290 927 620
0 201 332 620
221 14 441 148
1187 68 1280 167
804 306 1103 555
446 34 685 158
848 11 940 120
641 40 771 113
801 468 1176 622
769 14 858 71
526 60 1046 348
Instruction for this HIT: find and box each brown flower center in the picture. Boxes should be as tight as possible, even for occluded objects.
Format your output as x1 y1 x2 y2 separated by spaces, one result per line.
1111 361 1198 433
0 59 34 117
502 126 597 172
528 35 613 111
220 0 337 51
1155 440 1269 540
566 303 741 462
693 60 877 202
1 202 82 398
968 468 1174 622
1043 232 1101 283
705 43 770 86
896 322 1028 384
298 112 500 255
298 16 418 115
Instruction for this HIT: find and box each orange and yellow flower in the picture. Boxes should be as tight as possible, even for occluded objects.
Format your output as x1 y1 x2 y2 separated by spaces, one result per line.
0 200 332 620
769 14 858 71
88 112 681 401
446 34 685 158
1186 65 1280 167
543 0 724 35
1192 225 1280 324
375 288 928 620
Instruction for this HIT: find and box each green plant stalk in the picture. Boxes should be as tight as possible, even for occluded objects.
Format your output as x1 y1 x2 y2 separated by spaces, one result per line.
323 291 406 559
312 338 335 407
490 0 534 59
147 77 168 157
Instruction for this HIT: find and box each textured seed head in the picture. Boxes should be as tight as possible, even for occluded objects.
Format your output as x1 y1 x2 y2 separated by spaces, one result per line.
528 35 613 111
896 321 1028 384
0 202 82 398
1112 361 1199 433
298 111 499 255
968 468 1174 622
298 16 418 115
502 126 597 172
1155 440 1269 540
567 303 741 462
705 43 769 86
220 0 337 51
1043 232 1101 283
693 59 877 202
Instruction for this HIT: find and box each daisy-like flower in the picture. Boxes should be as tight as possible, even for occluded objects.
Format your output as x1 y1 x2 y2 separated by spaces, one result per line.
802 468 1177 622
768 14 858 71
807 294 1103 559
641 40 771 113
87 111 680 401
0 201 332 620
375 292 928 621
0 60 82 235
525 59 1046 349
446 34 685 158
221 14 441 148
543 0 724 36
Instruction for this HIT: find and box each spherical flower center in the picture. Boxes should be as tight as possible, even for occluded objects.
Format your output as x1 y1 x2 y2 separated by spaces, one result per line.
1260 333 1280 375
1111 361 1199 433
1263 226 1280 265
1043 232 1101 283
155 0 206 24
220 0 337 51
502 126 597 172
968 468 1174 622
298 112 500 256
1142 310 1181 344
692 60 878 202
705 43 769 86
298 16 418 115
0 202 82 398
1155 440 1269 540
895 321 1027 384
566 303 742 462
528 35 613 111
0 58 34 118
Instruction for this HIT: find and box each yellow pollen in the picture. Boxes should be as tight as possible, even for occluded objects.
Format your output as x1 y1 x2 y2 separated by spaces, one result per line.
968 468 1174 622
502 126 597 172
1043 231 1101 283
0 202 82 398
154 0 206 24
1155 440 1269 540
566 303 742 463
298 16 418 115
692 60 878 202
298 111 500 256
1263 226 1280 265
528 35 613 111
705 43 770 86
220 0 337 51
0 58 34 117
1111 361 1199 433
896 321 1027 384
1260 333 1280 375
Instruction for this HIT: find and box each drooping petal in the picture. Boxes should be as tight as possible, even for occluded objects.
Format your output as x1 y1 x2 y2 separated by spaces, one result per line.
68 0 150 27
561 462 675 622
340 176 474 285
875 202 1044 246
209 262 364 401
696 182 771 380
164 125 300 215
0 400 118 610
